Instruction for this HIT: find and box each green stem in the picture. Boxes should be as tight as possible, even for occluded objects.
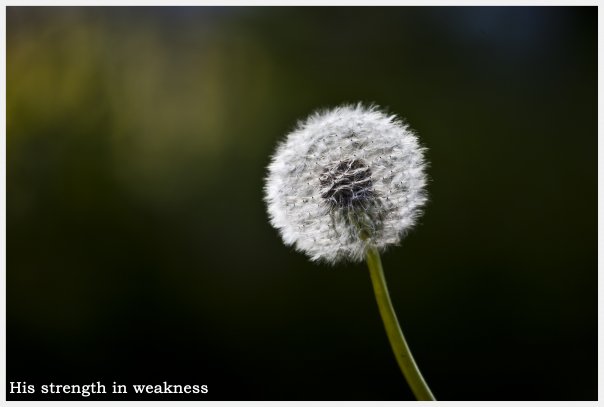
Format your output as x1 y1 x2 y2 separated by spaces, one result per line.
365 245 436 401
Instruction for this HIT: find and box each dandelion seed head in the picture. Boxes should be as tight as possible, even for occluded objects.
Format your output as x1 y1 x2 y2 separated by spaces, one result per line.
264 103 428 264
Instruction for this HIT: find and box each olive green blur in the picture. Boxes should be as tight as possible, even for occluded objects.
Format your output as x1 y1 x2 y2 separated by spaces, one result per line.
7 7 596 400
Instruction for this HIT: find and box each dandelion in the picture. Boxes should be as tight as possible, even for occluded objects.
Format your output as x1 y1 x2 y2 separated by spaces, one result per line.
265 103 427 264
264 103 436 400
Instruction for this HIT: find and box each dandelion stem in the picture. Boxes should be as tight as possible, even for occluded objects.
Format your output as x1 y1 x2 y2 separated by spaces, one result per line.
365 245 436 401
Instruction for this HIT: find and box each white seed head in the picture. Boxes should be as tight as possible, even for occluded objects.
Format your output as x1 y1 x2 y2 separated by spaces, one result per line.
264 103 428 264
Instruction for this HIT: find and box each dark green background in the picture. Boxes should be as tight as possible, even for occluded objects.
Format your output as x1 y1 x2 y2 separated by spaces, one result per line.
7 6 596 400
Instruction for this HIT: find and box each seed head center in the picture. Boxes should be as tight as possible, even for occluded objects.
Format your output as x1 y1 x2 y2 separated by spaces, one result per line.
319 159 374 209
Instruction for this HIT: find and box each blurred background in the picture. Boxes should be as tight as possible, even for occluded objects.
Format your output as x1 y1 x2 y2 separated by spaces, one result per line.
7 6 596 401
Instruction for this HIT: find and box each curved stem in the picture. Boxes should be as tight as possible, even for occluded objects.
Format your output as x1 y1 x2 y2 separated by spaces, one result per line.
365 245 436 401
